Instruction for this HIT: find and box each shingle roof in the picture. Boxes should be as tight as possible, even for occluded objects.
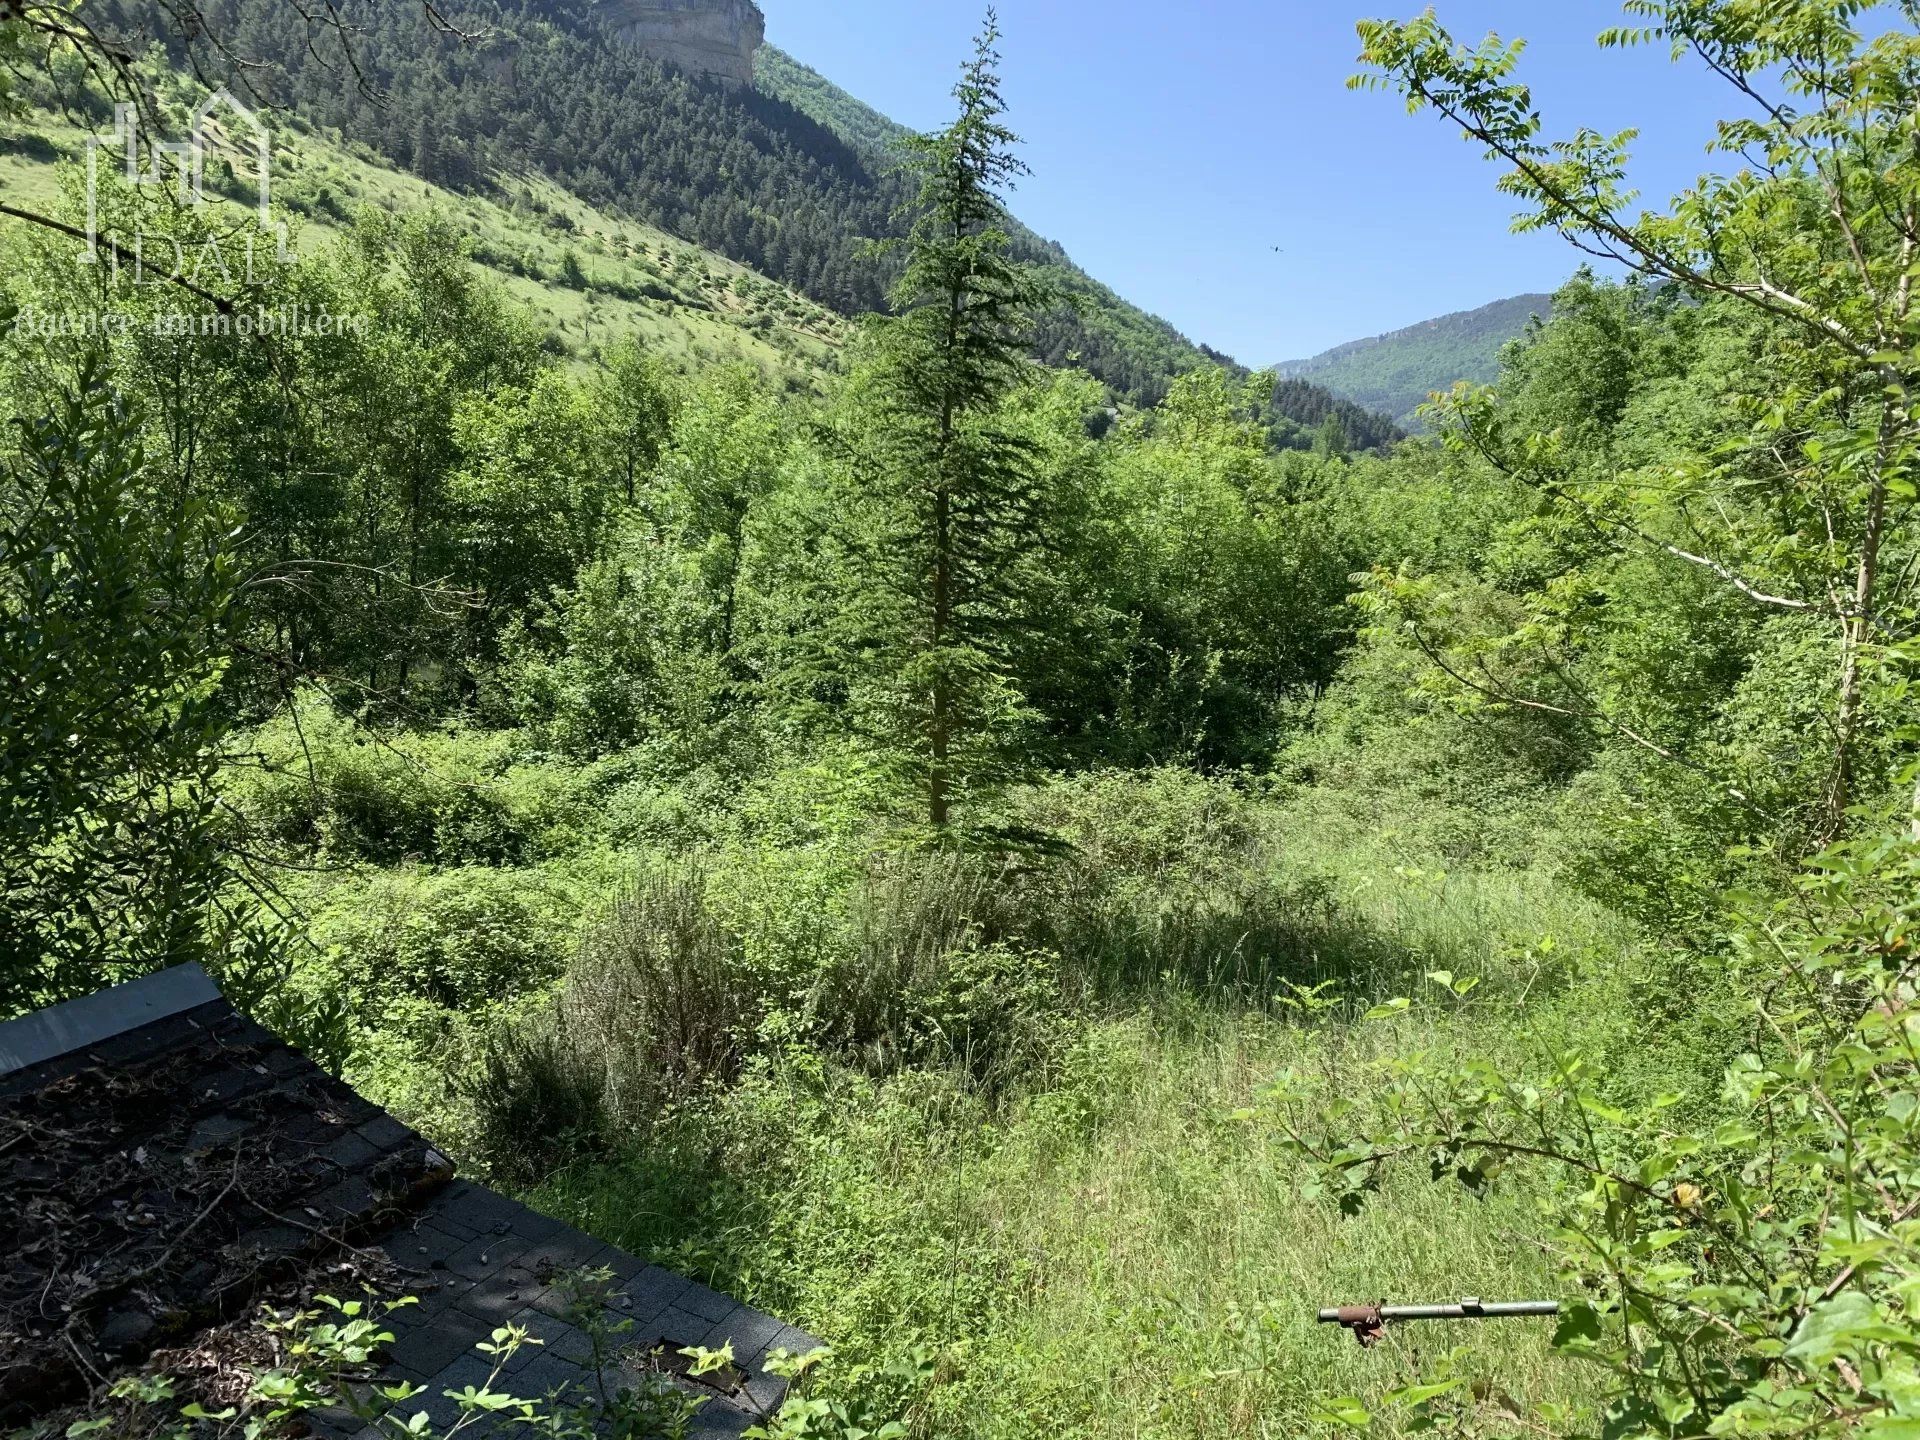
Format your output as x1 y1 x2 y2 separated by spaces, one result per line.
0 966 816 1438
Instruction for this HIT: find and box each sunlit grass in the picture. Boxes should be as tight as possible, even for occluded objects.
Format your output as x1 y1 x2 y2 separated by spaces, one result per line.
525 794 1618 1438
0 111 848 388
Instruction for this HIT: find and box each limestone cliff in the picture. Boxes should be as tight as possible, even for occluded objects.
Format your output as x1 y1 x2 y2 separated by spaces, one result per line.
599 0 765 87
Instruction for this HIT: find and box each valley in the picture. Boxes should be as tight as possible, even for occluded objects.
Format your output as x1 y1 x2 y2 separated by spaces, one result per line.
2 4 1916 1440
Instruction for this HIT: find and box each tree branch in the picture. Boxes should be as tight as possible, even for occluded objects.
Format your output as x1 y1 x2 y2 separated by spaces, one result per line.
0 201 236 313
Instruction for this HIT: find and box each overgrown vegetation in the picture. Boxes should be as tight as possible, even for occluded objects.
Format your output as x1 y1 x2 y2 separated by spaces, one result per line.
5 1 1920 1438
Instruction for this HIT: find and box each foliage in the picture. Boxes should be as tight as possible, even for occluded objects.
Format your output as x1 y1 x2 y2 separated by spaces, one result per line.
1354 0 1920 847
1266 816 1920 1438
25 1284 856 1440
0 363 245 1016
16 5 1920 1437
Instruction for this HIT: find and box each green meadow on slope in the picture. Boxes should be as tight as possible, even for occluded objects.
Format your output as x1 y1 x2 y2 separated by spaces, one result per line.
0 112 849 387
6 3 1920 1440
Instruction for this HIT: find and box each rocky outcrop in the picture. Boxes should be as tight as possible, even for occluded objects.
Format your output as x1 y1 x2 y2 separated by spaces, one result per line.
600 0 765 87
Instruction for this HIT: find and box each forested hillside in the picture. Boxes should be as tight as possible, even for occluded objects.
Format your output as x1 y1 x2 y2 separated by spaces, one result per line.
77 0 1394 444
1281 291 1552 427
5 3 1920 1440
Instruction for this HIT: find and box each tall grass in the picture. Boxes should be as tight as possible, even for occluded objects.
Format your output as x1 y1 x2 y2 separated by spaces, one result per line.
532 1007 1594 1439
317 762 1652 1434
490 773 1638 1437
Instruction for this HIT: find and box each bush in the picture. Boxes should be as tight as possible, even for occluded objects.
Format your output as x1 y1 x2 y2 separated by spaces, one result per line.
310 866 580 1011
231 701 589 866
805 853 1069 1082
467 868 752 1177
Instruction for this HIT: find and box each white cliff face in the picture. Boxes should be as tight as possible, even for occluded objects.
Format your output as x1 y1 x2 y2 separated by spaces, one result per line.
601 0 766 86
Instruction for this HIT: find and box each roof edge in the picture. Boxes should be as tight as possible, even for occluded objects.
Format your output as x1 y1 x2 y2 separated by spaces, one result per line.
0 963 223 1079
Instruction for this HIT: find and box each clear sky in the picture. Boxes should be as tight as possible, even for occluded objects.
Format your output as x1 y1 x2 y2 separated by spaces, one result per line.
762 1 1744 364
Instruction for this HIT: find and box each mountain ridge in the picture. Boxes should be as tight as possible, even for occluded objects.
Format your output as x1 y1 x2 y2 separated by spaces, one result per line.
86 0 1400 445
1279 292 1554 429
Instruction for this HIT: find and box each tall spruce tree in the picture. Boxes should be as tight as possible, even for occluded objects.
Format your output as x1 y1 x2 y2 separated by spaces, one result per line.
849 13 1048 833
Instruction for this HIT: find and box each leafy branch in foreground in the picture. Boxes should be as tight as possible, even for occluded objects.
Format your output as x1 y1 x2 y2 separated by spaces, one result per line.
1260 805 1920 1438
1353 1 1920 838
0 358 244 1014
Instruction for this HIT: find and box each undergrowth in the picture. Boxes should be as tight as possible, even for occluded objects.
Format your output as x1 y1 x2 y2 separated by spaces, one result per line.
259 746 1678 1439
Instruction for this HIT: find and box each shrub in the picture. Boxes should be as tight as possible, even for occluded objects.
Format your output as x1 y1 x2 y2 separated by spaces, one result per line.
311 866 580 1012
468 868 751 1177
231 701 589 866
805 853 1067 1082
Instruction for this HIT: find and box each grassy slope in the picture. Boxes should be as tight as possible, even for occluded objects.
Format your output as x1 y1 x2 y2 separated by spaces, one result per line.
0 115 850 387
1280 293 1554 429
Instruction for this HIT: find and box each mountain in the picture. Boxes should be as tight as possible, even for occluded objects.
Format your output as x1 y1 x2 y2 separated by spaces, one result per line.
755 44 913 155
1279 293 1554 430
86 0 1397 446
754 46 1399 450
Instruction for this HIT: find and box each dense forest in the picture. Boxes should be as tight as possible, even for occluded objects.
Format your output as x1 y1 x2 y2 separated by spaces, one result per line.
4 2 1920 1439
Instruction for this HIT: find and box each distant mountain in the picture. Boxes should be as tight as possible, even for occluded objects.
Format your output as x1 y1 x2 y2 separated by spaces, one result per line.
758 47 1400 450
1279 293 1554 430
95 0 1397 444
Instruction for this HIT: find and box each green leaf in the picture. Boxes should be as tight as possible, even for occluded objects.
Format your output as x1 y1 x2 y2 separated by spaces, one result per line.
681 1339 736 1377
1386 1380 1462 1408
1309 1397 1372 1429
1785 1291 1876 1363
1552 1302 1604 1349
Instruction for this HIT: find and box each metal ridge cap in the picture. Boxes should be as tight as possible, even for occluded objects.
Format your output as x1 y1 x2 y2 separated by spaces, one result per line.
0 963 224 1079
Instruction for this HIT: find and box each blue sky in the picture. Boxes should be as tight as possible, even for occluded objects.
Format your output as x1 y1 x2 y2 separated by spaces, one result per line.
764 1 1743 364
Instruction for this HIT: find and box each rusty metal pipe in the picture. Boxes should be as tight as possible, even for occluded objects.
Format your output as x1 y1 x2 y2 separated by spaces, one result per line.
1317 1298 1560 1347
1317 1299 1560 1323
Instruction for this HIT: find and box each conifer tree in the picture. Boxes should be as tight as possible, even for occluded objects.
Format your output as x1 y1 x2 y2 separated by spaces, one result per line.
844 13 1049 834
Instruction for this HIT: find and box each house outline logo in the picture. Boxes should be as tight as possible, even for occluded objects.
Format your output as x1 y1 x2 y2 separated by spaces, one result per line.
82 89 291 268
